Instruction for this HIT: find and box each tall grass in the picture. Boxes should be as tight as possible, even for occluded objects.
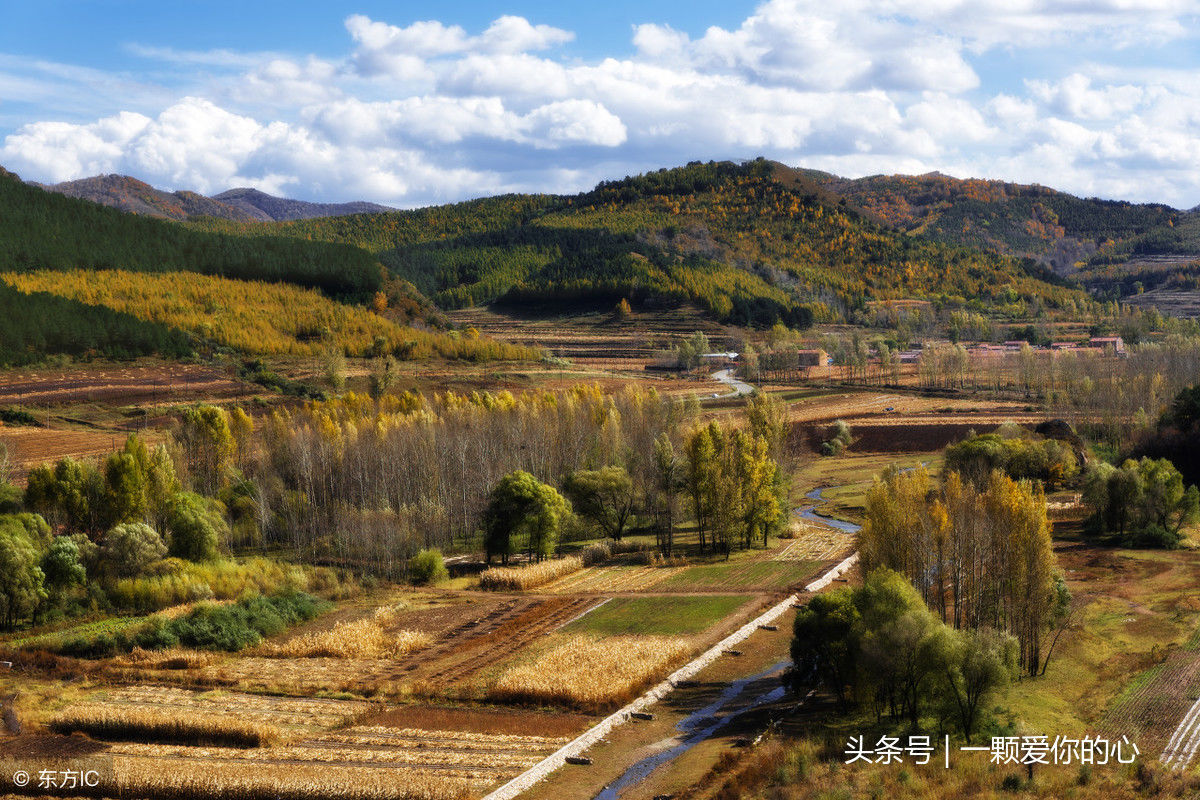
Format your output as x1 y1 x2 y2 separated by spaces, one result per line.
490 634 690 711
107 558 350 614
478 557 584 591
49 704 284 747
266 607 432 659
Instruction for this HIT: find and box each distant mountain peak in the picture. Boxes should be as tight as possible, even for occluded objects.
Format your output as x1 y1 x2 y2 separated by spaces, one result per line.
35 173 392 223
212 186 391 222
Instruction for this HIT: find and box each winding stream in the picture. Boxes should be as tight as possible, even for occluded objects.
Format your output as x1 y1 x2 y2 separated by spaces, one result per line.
590 493 860 799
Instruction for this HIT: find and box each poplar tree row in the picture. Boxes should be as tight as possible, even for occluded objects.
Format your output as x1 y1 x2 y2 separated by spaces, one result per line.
858 466 1066 676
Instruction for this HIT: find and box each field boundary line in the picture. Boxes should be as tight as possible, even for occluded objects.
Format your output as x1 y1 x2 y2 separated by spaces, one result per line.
560 597 613 628
481 551 859 800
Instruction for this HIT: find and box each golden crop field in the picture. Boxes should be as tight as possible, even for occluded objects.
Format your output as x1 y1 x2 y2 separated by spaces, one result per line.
489 634 691 710
774 521 855 562
49 702 285 747
28 686 572 800
266 607 433 659
540 564 688 593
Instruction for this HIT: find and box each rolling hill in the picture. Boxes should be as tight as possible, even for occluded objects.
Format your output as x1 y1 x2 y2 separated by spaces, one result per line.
40 174 391 222
0 167 381 298
189 159 1089 328
0 167 528 366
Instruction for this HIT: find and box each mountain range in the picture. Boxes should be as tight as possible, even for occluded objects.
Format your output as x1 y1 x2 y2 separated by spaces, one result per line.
10 159 1200 327
36 174 391 222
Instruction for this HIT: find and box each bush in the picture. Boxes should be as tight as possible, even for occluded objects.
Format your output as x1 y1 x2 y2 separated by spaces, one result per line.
0 483 23 513
820 420 852 456
1130 523 1183 550
60 590 328 657
408 549 449 586
131 616 180 650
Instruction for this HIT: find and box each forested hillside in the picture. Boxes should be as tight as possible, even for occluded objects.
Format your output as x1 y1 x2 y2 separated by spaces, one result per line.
0 281 192 366
192 160 1086 327
0 270 535 360
807 169 1185 275
0 168 382 298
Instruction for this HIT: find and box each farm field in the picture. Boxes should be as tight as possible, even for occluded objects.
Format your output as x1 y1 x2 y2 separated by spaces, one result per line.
2 685 579 799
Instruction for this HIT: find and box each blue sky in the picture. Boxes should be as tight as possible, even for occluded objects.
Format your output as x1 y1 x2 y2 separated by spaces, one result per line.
3 1 1200 208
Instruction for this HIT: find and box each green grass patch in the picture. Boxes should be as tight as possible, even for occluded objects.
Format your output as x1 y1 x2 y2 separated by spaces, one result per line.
6 616 145 650
656 558 815 591
565 595 749 636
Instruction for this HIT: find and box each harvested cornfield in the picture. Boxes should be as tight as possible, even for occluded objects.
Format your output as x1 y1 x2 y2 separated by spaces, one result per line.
196 656 399 694
489 634 690 710
4 719 570 800
267 607 433 659
85 757 472 800
478 557 583 591
60 686 375 736
774 523 854 562
49 703 284 747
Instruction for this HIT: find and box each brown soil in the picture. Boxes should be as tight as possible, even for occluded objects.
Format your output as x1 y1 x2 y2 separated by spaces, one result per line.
398 596 599 686
0 363 253 408
0 733 109 759
364 704 592 738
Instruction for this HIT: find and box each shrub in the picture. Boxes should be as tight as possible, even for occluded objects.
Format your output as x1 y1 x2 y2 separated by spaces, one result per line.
61 590 328 657
131 616 180 650
408 548 449 586
0 482 22 513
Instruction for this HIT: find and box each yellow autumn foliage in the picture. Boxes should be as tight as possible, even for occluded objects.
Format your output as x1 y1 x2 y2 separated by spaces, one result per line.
0 269 539 360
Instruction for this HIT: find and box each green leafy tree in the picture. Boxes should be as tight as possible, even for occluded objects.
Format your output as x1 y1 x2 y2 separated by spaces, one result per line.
25 457 105 535
0 517 47 629
145 444 182 531
40 535 86 609
103 523 168 578
1084 457 1200 547
483 471 571 564
166 493 228 563
179 406 235 495
652 433 682 556
103 450 148 528
940 628 1017 742
563 466 636 542
790 588 861 708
